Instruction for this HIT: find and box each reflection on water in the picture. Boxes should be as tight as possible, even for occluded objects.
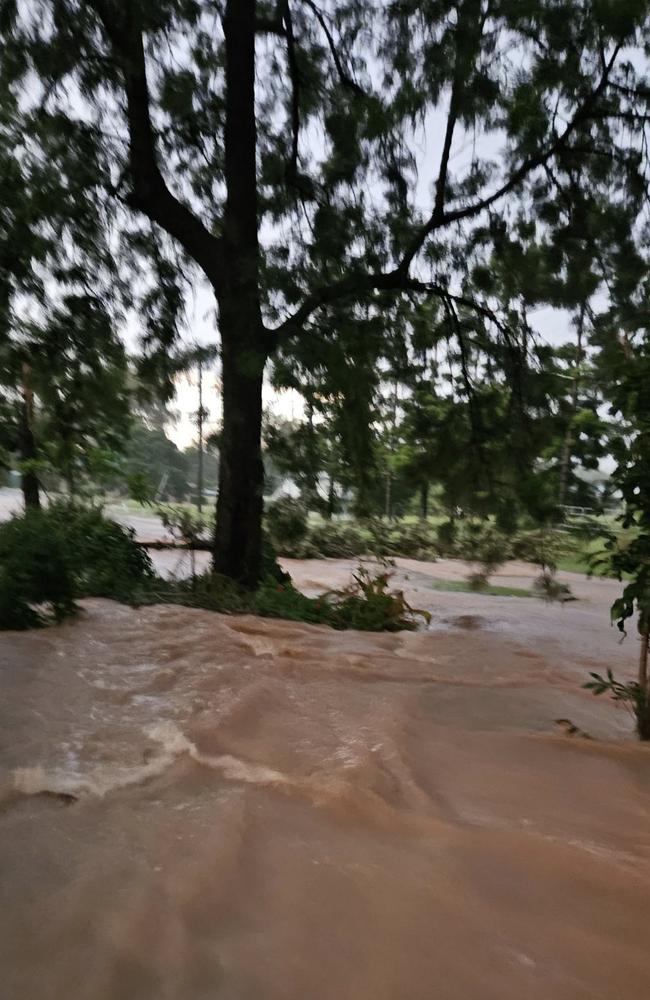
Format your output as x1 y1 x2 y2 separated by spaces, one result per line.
1 596 650 1000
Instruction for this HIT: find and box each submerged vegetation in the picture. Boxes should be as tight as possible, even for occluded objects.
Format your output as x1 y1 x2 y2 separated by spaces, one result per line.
0 504 153 629
0 504 428 633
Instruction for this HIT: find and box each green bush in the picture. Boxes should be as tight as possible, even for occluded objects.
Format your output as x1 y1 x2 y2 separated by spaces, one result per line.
436 519 458 556
149 565 430 633
265 496 308 554
456 521 512 568
0 503 154 629
306 521 367 558
323 567 431 631
384 521 438 560
54 502 154 599
0 509 77 628
254 577 329 624
511 527 566 570
254 567 430 631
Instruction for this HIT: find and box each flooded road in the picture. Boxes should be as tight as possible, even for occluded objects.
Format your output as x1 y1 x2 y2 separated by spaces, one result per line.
1 565 650 999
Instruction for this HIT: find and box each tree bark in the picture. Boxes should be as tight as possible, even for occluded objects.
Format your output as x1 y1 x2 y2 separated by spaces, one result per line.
638 625 650 740
326 473 336 519
197 358 204 513
558 306 585 510
213 330 265 586
212 0 268 587
19 363 40 510
420 481 429 519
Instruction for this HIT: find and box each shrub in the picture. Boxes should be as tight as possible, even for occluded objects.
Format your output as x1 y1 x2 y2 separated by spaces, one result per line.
149 565 430 633
532 572 575 603
511 527 566 569
54 502 154 599
436 519 458 556
452 520 512 588
385 521 437 560
323 567 431 631
584 668 650 740
306 521 367 558
254 578 328 624
0 509 77 628
265 496 308 554
304 518 437 562
255 567 430 631
143 571 251 616
0 503 154 629
456 521 512 567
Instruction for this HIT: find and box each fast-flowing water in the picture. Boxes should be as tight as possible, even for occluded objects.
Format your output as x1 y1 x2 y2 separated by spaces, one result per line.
1 567 649 999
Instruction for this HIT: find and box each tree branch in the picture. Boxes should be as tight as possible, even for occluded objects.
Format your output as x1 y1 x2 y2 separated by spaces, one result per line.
398 43 622 274
283 1 301 181
300 0 366 97
273 267 508 342
90 1 223 288
431 0 485 228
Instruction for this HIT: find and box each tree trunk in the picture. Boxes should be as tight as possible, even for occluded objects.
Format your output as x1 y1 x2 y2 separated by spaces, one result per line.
305 391 319 508
420 481 429 519
213 331 265 587
558 306 585 511
638 625 650 741
639 627 648 691
197 358 204 513
212 0 267 587
384 470 392 520
326 473 336 519
19 363 40 510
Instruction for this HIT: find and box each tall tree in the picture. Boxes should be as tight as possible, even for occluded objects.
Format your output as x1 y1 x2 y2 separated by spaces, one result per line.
0 73 129 503
5 0 650 582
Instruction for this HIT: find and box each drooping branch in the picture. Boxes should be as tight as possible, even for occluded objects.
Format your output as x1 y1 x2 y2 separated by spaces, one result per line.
278 44 625 340
273 266 510 342
90 1 224 288
432 0 484 226
283 2 301 181
398 43 622 274
300 0 366 97
442 295 493 492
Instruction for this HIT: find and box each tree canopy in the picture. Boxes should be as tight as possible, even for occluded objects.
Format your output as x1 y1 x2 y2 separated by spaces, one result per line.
2 0 650 582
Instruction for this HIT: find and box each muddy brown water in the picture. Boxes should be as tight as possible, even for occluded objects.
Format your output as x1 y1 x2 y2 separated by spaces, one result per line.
1 559 650 999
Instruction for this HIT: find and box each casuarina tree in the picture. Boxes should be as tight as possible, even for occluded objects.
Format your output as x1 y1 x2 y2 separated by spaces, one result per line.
4 0 649 584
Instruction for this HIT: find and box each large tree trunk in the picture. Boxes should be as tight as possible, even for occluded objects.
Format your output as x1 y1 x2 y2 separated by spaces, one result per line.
213 324 265 586
19 363 40 510
212 0 267 587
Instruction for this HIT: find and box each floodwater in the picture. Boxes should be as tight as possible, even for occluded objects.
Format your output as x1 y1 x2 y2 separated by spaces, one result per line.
1 560 650 1000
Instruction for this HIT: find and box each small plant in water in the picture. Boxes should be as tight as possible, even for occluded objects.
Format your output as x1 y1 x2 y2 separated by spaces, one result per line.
156 504 211 585
584 667 650 741
532 572 575 603
324 565 432 632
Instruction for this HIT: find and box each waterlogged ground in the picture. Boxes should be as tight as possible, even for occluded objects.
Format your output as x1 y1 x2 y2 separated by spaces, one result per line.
1 555 650 999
